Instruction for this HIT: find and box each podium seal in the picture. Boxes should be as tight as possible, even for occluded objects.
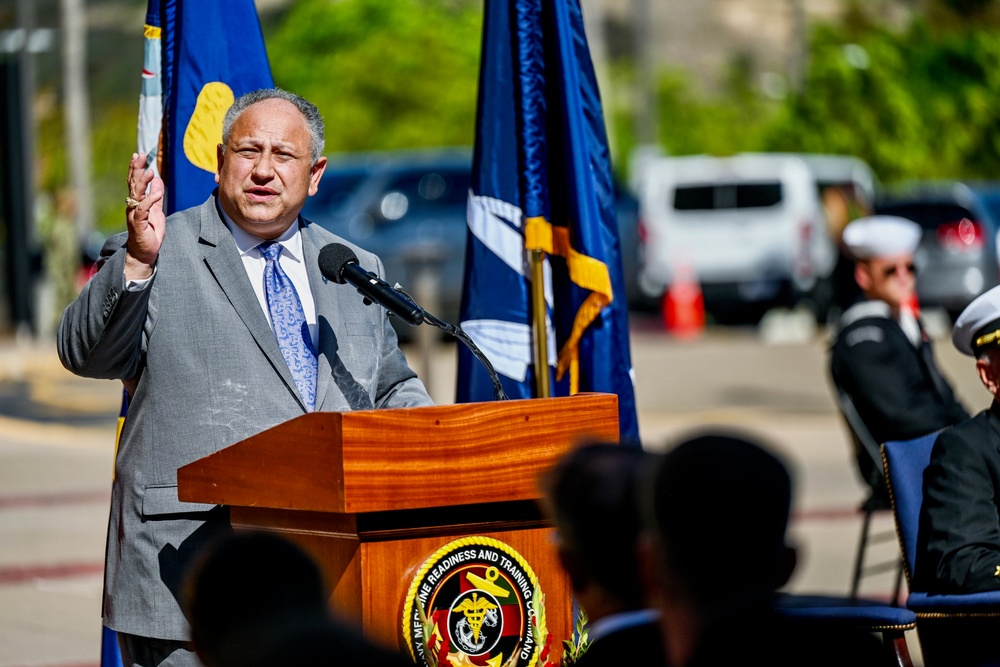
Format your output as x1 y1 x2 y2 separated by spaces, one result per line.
402 536 547 667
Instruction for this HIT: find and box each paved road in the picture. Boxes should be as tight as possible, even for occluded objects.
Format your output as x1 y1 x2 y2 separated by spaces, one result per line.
2 318 984 666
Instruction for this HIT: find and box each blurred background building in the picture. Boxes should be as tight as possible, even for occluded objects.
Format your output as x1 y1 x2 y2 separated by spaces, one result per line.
0 0 994 335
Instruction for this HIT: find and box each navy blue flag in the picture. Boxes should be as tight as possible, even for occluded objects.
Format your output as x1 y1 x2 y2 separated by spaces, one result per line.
457 0 639 441
102 4 275 664
159 0 274 213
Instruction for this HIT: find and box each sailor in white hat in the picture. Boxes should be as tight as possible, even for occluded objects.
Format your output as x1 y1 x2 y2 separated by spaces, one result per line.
829 216 968 449
918 285 1000 598
952 284 1000 358
840 215 923 263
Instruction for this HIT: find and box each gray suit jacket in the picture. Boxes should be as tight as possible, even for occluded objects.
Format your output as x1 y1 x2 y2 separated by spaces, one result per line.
57 195 432 640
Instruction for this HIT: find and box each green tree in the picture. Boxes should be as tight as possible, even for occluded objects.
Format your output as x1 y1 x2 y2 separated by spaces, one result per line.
655 58 778 158
764 25 928 182
265 0 483 153
764 19 1000 183
643 10 1000 186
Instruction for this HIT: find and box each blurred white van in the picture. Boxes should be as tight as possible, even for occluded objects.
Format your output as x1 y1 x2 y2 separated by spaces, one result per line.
636 153 876 321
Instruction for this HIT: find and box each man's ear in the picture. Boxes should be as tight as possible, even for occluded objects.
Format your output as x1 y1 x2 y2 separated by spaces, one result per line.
854 262 872 292
215 144 224 184
308 156 328 197
977 356 999 395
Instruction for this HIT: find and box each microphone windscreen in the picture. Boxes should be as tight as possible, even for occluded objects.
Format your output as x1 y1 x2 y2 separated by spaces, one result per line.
318 243 359 285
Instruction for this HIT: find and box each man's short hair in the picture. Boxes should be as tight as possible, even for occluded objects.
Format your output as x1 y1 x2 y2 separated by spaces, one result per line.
221 88 326 164
182 531 329 666
542 442 649 608
647 431 793 602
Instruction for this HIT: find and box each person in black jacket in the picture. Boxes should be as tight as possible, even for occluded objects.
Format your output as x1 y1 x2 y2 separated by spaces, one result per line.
919 285 1000 594
829 215 968 446
540 443 666 667
912 286 1000 667
641 431 885 667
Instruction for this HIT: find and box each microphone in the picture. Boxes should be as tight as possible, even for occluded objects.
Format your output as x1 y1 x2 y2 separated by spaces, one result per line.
317 242 508 400
318 243 424 326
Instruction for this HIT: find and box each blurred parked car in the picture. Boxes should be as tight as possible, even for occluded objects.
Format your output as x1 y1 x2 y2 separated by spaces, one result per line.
302 148 645 338
301 148 472 336
635 153 877 323
874 181 1000 320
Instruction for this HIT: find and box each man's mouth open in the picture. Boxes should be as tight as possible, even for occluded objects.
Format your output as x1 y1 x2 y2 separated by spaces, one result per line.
246 187 278 202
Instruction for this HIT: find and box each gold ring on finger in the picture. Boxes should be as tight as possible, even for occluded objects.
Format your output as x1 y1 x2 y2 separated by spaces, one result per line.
126 197 141 209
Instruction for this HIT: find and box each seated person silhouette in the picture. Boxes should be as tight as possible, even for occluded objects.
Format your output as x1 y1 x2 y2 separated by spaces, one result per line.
640 431 884 667
539 443 666 667
182 531 411 667
830 216 968 447
920 284 1000 594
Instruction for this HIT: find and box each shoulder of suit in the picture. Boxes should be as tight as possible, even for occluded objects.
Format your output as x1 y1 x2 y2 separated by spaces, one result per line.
166 194 215 222
300 217 383 266
163 196 213 240
938 408 993 444
103 197 204 254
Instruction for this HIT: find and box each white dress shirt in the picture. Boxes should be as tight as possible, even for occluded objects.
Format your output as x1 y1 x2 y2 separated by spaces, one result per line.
220 210 318 349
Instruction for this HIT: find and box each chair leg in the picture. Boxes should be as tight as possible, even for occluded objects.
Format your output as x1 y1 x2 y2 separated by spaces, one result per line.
851 505 873 601
881 630 914 667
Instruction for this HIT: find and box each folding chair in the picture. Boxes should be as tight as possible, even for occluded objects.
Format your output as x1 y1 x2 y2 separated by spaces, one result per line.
836 389 904 604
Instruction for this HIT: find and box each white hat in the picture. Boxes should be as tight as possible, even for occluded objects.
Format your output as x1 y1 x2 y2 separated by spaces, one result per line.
842 215 922 260
952 285 1000 356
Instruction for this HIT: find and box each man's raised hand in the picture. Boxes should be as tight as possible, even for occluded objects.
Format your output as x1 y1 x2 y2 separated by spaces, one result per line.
125 152 166 281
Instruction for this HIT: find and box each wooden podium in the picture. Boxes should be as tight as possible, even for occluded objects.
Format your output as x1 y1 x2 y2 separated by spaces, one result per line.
177 393 619 661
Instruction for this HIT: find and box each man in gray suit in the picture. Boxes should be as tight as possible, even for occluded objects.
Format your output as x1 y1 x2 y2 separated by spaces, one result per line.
58 88 433 666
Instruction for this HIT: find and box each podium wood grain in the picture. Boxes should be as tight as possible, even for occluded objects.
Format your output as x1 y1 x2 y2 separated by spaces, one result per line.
178 393 619 513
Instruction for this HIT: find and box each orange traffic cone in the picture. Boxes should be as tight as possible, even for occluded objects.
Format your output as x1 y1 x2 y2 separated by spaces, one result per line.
663 262 705 338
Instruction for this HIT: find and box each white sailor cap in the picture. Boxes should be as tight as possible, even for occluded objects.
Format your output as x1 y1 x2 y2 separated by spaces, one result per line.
953 285 1000 356
841 215 922 260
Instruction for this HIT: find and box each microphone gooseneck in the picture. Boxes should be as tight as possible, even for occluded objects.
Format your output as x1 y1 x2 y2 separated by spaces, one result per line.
317 243 508 400
318 243 424 326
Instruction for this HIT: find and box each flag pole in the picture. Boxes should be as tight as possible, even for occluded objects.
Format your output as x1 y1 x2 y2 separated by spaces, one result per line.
530 249 551 397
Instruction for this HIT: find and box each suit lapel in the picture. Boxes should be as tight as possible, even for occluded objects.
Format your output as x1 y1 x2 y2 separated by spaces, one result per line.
197 197 306 411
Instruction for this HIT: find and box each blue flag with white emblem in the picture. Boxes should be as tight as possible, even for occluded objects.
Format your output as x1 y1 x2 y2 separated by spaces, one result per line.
159 0 274 214
457 0 639 442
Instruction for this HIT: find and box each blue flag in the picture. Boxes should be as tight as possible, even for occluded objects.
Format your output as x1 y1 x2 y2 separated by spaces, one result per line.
457 0 639 442
159 0 274 214
101 4 275 664
136 0 162 178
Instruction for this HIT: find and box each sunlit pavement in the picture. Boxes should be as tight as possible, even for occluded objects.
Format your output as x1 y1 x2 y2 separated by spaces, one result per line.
0 338 118 667
3 315 983 666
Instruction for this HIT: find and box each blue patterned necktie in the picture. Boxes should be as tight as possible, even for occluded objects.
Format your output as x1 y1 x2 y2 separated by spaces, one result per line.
259 241 317 411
